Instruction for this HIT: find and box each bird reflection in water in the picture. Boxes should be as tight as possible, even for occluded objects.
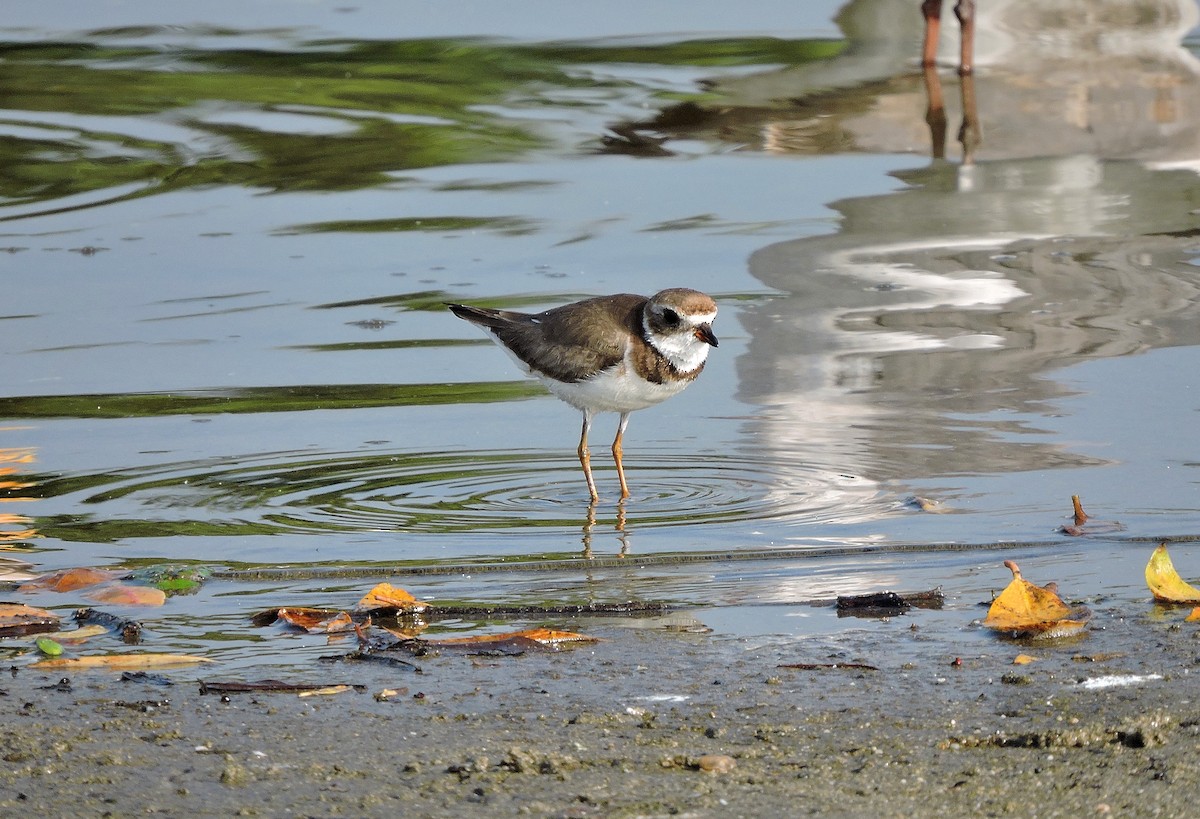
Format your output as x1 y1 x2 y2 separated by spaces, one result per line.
581 499 630 559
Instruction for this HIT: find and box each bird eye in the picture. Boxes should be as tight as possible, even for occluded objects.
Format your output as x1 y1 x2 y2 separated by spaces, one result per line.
661 308 680 326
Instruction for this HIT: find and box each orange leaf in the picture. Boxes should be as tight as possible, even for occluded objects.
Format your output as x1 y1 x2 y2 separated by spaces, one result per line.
22 567 123 593
84 584 167 607
1186 607 1200 622
276 607 360 633
983 560 1089 638
1145 543 1200 604
30 653 213 670
355 582 427 613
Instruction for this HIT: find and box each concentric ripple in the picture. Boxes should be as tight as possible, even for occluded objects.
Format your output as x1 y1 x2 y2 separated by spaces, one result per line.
37 448 885 540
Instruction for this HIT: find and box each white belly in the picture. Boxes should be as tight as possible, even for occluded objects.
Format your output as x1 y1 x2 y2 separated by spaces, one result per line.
540 364 692 414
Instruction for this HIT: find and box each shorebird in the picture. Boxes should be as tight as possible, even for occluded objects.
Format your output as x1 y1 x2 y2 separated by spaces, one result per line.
447 288 718 502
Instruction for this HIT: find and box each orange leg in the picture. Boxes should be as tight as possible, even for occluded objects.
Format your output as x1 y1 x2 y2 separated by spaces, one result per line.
612 412 631 500
578 413 599 502
920 0 942 68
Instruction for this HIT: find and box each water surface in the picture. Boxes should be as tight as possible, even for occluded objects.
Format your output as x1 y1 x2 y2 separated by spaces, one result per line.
3 1 1200 665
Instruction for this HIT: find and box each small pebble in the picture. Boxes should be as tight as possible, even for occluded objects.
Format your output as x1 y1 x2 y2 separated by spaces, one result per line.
696 754 736 774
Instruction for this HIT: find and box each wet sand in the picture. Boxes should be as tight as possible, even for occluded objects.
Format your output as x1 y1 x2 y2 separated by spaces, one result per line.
2 599 1197 818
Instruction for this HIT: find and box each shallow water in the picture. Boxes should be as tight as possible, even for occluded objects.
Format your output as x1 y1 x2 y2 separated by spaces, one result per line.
3 1 1200 664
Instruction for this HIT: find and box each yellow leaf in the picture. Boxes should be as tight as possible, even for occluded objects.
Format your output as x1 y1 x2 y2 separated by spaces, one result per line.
31 653 213 670
355 582 427 613
984 561 1070 627
1145 543 1200 603
1013 654 1037 665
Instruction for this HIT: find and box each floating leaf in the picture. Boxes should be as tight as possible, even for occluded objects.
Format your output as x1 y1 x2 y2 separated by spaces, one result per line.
20 567 122 592
35 637 64 656
983 560 1090 639
84 584 167 607
32 624 107 644
1012 654 1037 665
0 602 61 637
276 607 360 633
1187 607 1200 622
129 565 212 594
1145 543 1200 604
31 653 213 670
355 582 428 613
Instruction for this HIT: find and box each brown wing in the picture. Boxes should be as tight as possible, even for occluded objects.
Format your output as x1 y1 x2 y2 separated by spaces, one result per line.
448 295 643 382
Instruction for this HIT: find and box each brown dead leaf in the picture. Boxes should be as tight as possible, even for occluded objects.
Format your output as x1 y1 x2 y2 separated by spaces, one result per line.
1059 495 1122 536
84 584 166 607
31 653 213 670
0 602 60 637
355 582 427 613
276 607 361 633
983 560 1090 639
1145 543 1200 604
21 567 123 593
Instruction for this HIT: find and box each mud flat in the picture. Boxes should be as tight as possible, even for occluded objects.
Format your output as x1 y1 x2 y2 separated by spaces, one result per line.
1 599 1197 818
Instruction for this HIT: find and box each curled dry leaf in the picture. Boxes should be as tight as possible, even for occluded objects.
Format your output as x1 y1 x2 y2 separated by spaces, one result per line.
983 560 1090 639
1059 494 1122 536
277 608 360 633
355 582 428 613
1144 543 1200 604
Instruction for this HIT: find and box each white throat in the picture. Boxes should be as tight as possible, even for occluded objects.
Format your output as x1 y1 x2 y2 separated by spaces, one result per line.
644 311 715 373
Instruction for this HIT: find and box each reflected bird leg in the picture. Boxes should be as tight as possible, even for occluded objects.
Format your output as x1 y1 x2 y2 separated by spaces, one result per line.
958 71 981 165
954 0 976 75
578 411 599 502
612 412 632 500
923 64 948 159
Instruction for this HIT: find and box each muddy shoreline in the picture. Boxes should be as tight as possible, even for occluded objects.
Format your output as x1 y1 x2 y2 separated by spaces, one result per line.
2 601 1197 818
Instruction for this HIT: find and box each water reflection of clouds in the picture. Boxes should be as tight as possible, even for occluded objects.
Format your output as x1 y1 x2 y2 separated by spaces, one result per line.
696 0 1200 538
